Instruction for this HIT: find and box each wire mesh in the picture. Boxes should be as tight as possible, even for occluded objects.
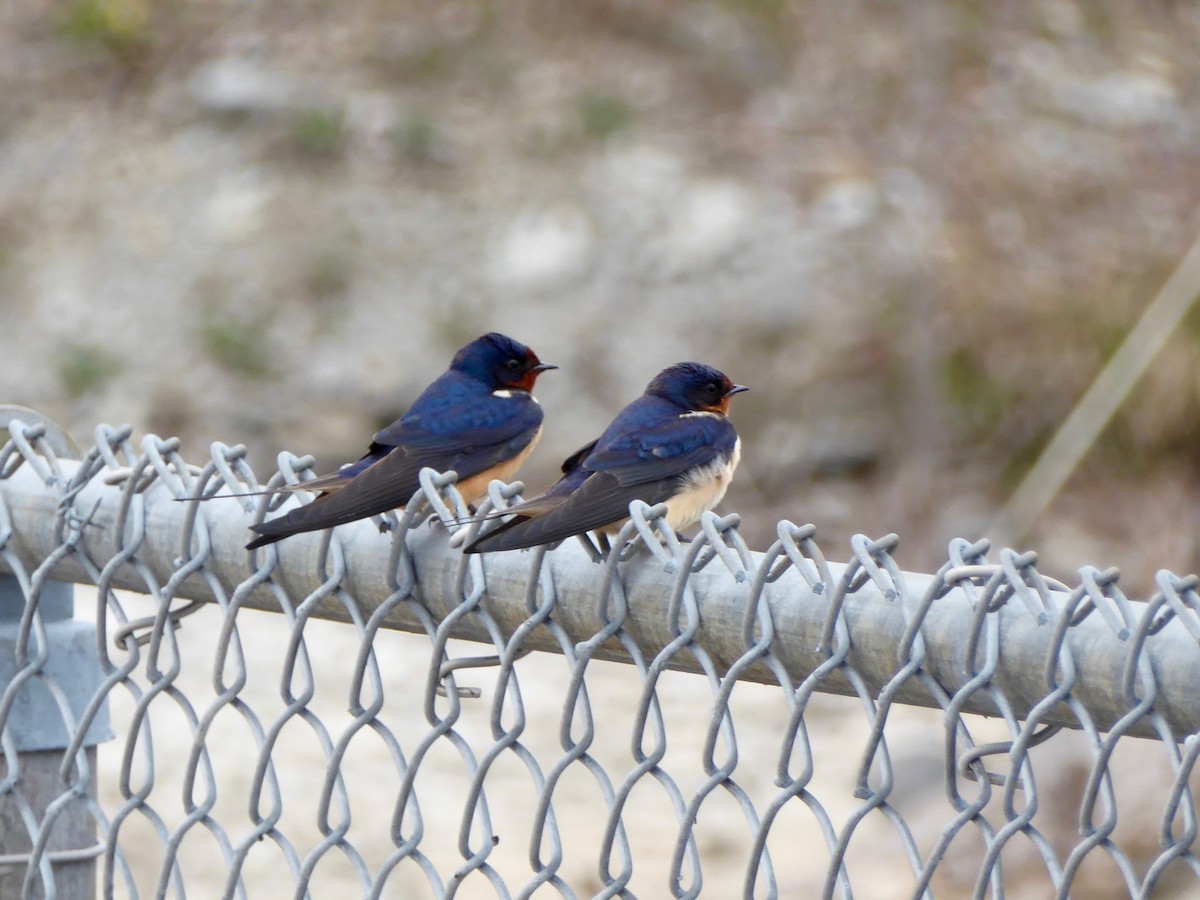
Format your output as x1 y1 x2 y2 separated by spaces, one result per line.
2 411 1199 899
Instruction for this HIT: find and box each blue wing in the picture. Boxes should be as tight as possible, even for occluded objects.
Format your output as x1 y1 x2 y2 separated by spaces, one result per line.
463 439 597 550
586 406 738 486
248 379 544 548
371 370 542 454
464 468 677 552
466 408 737 553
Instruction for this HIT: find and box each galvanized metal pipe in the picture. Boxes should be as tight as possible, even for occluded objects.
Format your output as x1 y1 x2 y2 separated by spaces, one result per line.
0 456 1193 741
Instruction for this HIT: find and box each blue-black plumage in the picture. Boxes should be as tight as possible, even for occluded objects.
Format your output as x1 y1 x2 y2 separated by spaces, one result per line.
246 332 556 549
464 362 747 553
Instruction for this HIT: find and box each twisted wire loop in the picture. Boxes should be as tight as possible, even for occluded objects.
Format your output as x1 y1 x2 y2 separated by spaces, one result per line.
2 418 1200 898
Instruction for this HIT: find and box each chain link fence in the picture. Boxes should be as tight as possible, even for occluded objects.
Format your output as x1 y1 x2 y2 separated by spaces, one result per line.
2 407 1200 898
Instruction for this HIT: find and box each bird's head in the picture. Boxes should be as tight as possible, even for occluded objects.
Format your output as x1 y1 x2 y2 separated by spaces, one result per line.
452 333 558 391
646 362 748 414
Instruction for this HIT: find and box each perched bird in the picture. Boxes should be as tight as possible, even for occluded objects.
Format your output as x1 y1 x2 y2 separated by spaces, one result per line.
464 362 747 553
245 333 556 549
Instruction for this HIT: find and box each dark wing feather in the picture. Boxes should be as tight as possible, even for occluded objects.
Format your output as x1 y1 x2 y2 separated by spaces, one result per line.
462 450 595 549
466 405 738 554
465 434 600 532
279 457 378 494
558 439 598 475
371 371 538 454
247 396 543 549
586 414 737 487
464 470 677 552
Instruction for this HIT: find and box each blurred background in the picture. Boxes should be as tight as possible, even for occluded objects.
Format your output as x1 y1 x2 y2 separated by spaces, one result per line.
4 0 1200 588
7 4 1200 897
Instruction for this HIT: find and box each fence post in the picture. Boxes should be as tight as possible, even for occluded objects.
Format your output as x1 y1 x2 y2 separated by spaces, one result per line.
0 575 111 899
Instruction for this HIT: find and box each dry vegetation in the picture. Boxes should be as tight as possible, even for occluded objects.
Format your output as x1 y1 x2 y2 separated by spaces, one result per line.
5 1 1200 896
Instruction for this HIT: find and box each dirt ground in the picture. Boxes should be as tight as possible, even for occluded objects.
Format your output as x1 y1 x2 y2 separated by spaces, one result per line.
6 1 1200 896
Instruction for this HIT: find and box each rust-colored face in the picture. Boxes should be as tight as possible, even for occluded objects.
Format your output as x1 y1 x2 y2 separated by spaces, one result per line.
505 350 558 391
703 378 749 414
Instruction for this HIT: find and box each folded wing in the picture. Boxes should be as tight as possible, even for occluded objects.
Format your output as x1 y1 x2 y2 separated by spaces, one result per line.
466 413 737 553
248 394 543 549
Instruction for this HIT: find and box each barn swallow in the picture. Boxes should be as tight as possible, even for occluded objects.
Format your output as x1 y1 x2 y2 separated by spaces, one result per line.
245 333 556 549
464 362 746 553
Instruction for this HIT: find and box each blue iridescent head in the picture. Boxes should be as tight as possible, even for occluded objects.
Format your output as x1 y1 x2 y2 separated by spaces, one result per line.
450 333 557 390
646 362 748 413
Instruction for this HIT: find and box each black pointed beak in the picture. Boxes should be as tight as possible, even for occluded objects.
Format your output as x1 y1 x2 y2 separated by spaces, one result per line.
726 384 749 396
532 363 559 373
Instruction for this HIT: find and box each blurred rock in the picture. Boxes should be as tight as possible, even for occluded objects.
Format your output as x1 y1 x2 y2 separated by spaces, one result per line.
808 178 882 234
1017 41 1178 127
205 172 273 243
669 1 784 89
653 179 754 276
1057 70 1177 127
487 208 596 293
189 58 306 114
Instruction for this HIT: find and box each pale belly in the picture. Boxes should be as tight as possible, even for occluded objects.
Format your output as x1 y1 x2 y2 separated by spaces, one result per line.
454 427 543 503
604 438 741 535
664 441 740 531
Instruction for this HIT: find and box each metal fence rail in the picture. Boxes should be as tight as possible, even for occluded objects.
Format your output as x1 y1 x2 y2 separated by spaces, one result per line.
2 409 1199 899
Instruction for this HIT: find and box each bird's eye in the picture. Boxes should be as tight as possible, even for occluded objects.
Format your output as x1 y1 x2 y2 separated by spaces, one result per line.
505 359 522 372
705 382 720 394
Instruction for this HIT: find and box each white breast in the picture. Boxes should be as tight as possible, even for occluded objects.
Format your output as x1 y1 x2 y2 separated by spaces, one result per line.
663 438 741 532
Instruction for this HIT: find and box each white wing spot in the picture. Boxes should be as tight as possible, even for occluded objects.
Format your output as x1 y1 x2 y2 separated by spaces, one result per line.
493 389 538 404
